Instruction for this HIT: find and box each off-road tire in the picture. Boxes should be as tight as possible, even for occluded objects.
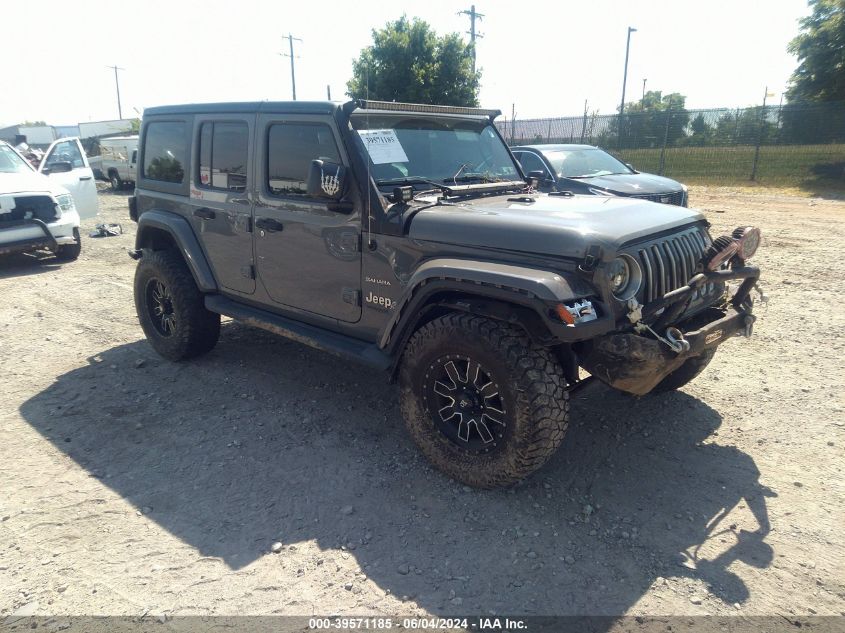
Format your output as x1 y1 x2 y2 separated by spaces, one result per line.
134 249 220 361
652 348 716 392
55 228 81 262
399 313 569 488
109 172 123 191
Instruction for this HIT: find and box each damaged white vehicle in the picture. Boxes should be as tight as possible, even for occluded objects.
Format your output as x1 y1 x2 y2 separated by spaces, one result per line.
0 138 98 261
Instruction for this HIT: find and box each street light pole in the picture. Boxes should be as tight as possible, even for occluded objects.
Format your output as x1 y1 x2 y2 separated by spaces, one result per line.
619 27 637 117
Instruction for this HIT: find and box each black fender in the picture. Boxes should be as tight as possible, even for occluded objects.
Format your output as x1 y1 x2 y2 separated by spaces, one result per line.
134 209 217 293
379 258 609 359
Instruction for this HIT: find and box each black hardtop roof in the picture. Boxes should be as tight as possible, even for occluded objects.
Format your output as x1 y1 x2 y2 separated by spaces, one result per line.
143 101 343 117
143 100 500 120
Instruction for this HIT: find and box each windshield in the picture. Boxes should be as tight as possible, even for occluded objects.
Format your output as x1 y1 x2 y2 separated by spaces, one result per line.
351 114 521 186
0 144 34 174
544 148 632 179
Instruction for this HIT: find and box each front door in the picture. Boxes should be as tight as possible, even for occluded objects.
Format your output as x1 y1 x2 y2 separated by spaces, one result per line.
39 137 99 219
254 115 361 323
188 116 255 295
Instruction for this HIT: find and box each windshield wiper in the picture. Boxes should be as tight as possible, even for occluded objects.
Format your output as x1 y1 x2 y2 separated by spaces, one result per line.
374 176 448 191
448 173 508 183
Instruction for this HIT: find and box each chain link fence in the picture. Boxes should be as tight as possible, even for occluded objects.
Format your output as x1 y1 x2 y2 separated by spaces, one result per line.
497 101 845 187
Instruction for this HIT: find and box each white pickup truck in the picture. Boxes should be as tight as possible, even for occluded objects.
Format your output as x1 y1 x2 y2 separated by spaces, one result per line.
0 138 99 261
100 135 139 190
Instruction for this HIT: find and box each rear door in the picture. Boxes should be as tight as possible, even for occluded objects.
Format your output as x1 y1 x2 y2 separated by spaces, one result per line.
253 114 361 322
39 138 99 219
188 116 255 295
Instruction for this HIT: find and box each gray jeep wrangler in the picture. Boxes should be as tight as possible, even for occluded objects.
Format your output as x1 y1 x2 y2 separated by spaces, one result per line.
129 100 763 488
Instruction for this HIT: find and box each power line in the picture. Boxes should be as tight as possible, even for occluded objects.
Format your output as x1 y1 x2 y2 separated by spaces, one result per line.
458 5 484 74
106 65 125 119
280 34 302 100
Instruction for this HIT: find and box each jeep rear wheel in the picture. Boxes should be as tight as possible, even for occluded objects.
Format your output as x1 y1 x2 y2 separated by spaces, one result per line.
134 249 220 361
109 172 123 190
399 313 569 488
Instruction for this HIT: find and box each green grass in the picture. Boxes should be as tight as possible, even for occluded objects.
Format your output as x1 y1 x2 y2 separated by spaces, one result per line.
613 144 845 190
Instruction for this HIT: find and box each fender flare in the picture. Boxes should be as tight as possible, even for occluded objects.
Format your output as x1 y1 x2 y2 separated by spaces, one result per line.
379 258 597 355
135 209 217 293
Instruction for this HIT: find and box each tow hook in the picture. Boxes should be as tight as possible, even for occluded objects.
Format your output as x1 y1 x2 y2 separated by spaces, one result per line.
634 321 690 354
631 298 690 355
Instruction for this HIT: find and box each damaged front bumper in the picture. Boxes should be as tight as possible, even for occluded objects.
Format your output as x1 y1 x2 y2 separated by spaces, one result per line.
579 266 760 396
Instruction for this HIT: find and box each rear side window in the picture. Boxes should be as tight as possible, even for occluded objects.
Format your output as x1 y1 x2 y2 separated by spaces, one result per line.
267 122 340 196
143 122 186 183
198 122 248 192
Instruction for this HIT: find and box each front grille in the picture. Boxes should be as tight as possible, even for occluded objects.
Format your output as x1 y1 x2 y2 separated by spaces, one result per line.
0 196 58 225
631 226 711 303
631 190 686 206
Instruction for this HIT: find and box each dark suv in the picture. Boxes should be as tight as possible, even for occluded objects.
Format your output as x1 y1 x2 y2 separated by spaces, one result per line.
129 100 763 488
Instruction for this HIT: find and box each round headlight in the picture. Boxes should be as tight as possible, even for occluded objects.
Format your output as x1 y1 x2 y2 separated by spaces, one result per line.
732 226 761 261
607 255 642 300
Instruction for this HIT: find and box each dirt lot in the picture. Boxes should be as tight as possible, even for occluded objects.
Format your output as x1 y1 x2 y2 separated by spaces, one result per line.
1 186 843 620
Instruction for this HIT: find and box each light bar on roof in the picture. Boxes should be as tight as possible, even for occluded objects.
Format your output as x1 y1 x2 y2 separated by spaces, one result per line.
355 100 501 118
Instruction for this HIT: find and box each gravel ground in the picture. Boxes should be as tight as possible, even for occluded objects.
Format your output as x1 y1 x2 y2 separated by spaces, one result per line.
1 185 843 619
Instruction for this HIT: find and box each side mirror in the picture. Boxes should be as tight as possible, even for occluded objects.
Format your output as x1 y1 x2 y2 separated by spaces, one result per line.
527 170 553 188
306 159 346 201
45 161 73 174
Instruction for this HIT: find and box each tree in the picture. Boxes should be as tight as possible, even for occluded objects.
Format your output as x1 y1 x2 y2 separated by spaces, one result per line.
786 0 845 102
687 113 713 146
347 16 481 106
615 91 690 148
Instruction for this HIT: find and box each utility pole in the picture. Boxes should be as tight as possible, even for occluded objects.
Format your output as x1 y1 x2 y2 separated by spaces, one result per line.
751 86 775 181
107 65 125 119
618 27 636 149
327 85 332 100
458 5 484 74
280 34 302 100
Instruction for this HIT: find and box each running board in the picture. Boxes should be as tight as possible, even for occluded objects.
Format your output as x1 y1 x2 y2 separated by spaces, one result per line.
205 294 391 371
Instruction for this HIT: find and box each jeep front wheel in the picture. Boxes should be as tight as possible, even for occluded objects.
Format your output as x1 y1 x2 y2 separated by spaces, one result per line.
134 249 220 361
399 313 569 488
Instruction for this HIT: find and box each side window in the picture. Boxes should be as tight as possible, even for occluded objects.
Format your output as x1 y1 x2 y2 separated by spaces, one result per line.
197 121 248 192
46 140 84 169
267 122 340 196
518 151 549 177
143 121 186 184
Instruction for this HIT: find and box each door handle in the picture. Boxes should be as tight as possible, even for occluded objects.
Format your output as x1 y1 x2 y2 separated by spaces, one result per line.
255 217 284 232
79 175 92 181
193 207 216 220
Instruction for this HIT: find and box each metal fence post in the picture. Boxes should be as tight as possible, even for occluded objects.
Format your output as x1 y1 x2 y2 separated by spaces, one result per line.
751 89 771 181
659 100 672 176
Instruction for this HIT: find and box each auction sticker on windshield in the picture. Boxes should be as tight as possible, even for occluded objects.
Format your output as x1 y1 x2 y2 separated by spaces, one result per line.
357 129 409 164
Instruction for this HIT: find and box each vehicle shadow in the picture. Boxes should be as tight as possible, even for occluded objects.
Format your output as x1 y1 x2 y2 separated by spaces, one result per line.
0 251 63 279
18 324 775 614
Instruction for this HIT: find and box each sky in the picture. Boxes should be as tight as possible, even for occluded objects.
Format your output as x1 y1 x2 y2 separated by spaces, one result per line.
3 0 810 127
